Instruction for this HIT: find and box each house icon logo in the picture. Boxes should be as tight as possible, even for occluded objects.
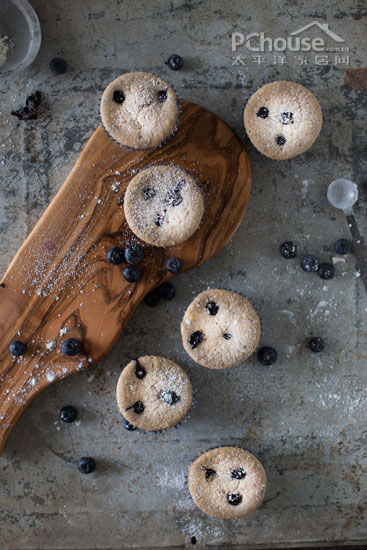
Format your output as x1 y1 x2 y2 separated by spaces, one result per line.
290 22 345 43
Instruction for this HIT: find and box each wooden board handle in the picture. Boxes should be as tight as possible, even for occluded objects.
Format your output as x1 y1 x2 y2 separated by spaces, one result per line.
0 101 252 452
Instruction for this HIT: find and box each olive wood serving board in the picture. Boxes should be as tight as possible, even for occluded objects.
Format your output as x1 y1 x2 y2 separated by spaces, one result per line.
0 100 252 453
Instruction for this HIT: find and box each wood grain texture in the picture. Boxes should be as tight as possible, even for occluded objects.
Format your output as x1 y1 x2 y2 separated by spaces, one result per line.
0 100 252 453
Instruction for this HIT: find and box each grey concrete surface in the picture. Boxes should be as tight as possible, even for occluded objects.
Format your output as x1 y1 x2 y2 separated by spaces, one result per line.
0 1 367 548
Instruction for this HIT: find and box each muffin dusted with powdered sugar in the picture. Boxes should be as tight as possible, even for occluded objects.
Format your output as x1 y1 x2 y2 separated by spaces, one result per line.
116 356 193 431
100 71 179 149
244 80 322 160
188 446 266 519
124 165 204 247
181 289 261 369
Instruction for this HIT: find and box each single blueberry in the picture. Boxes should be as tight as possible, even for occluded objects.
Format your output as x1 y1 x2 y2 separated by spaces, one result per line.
281 111 294 124
231 468 246 480
318 262 335 280
141 186 156 200
9 340 26 357
157 282 175 301
61 338 81 356
133 401 144 414
166 257 183 274
77 457 96 474
258 346 277 366
164 187 183 206
160 390 180 405
157 89 168 102
276 135 286 146
279 241 297 259
309 337 325 353
206 301 219 315
155 213 165 226
106 246 124 265
59 405 78 423
334 239 352 255
165 54 184 71
113 90 125 104
124 244 144 264
301 255 320 273
191 536 197 545
0 282 5 287
227 493 242 506
223 333 232 340
190 331 203 349
204 468 216 480
123 418 137 431
123 265 141 283
256 106 269 119
144 290 160 307
134 359 146 379
50 57 67 75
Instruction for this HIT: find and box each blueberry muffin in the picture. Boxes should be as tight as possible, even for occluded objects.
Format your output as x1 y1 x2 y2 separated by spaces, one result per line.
100 72 179 149
124 165 204 247
181 289 260 369
188 446 267 519
244 81 322 160
116 356 193 431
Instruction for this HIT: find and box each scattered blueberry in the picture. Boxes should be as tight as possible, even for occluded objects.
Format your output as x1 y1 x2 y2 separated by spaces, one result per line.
309 337 325 353
160 390 180 405
124 244 144 264
59 405 78 423
61 338 81 357
223 333 232 340
191 536 197 545
123 418 137 431
134 359 146 379
281 111 294 124
165 54 184 71
113 90 125 104
106 246 124 265
77 456 96 474
204 468 216 480
258 346 277 366
166 257 183 274
123 265 141 283
190 331 203 349
0 282 5 287
231 468 246 480
157 282 175 301
276 135 286 146
334 239 352 255
9 340 26 357
227 493 242 506
144 290 160 307
50 57 68 75
279 241 297 259
206 301 219 315
256 106 269 119
318 262 335 280
11 91 41 121
301 254 320 273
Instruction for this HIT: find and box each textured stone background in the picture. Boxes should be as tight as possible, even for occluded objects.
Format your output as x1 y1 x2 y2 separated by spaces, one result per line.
0 1 366 548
